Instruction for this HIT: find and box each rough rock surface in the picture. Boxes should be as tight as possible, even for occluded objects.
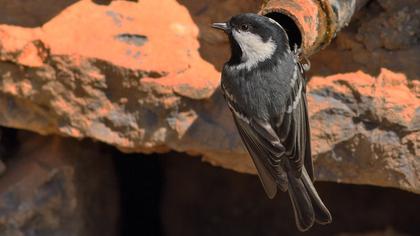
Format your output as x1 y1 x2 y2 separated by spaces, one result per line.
0 132 119 236
0 1 419 193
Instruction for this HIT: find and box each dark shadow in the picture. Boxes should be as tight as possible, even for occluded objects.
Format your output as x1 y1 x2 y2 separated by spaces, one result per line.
93 0 138 5
0 0 78 27
0 0 139 27
112 150 163 236
0 127 19 165
92 0 113 5
161 154 420 236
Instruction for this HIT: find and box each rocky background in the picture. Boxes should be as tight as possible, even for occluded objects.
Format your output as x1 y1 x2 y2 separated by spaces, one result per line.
0 0 419 235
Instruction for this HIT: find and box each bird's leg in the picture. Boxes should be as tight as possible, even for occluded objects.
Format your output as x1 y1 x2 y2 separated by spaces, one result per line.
293 44 311 73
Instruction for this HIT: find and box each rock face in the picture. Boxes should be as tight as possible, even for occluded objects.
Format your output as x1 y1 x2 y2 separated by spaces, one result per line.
0 132 119 236
0 0 419 193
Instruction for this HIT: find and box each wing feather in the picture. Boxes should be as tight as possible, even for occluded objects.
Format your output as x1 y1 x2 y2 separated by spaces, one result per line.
230 109 288 193
233 116 279 198
222 63 313 196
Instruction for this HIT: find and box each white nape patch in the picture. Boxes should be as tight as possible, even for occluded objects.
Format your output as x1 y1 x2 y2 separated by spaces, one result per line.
267 17 291 54
231 30 277 70
286 80 303 114
267 18 282 29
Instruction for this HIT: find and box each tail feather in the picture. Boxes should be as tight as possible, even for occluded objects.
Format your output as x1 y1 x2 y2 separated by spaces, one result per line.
301 168 332 225
287 168 332 231
287 174 314 231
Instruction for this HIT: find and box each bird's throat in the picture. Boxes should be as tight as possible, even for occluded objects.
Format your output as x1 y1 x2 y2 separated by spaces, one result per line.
228 30 277 70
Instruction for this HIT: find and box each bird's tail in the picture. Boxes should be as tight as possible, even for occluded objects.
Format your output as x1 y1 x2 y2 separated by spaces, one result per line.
287 168 332 231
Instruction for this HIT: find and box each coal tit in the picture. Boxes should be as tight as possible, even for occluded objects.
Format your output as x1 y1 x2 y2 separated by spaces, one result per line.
212 13 332 231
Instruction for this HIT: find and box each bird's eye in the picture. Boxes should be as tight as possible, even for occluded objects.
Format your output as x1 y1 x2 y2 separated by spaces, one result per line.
240 24 249 31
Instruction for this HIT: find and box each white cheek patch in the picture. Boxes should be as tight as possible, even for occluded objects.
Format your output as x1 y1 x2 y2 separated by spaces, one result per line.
231 30 277 70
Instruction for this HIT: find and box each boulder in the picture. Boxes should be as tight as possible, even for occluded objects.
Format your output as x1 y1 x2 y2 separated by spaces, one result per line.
0 132 119 236
0 0 418 193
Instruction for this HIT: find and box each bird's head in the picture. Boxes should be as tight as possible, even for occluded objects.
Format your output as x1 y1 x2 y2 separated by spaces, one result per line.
212 13 290 69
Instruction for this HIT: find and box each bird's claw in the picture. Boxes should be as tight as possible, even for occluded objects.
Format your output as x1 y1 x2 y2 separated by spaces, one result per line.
293 44 311 72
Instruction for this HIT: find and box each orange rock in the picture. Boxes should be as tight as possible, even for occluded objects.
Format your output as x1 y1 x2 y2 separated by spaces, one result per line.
40 0 220 99
0 0 419 194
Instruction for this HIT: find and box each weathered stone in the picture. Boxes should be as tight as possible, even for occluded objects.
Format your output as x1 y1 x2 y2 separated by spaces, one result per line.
0 132 119 236
0 0 418 193
307 70 419 193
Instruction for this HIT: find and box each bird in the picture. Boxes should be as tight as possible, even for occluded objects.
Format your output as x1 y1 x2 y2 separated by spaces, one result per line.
212 13 332 231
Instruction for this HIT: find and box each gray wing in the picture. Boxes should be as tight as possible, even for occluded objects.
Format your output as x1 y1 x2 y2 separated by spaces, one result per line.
233 116 278 198
302 93 314 181
225 65 314 200
232 114 288 198
273 67 313 180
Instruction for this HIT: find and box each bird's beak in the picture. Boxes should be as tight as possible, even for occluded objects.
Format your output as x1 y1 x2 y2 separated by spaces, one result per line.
211 22 230 32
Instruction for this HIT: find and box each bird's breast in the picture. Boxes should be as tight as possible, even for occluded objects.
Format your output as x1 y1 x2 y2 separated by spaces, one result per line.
222 65 291 120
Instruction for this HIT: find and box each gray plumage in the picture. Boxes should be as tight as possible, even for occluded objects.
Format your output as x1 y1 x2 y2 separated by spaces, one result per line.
213 13 332 231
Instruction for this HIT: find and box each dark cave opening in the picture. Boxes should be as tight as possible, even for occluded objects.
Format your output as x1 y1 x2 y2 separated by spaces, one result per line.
112 150 163 236
0 127 19 164
0 129 419 235
114 152 420 236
